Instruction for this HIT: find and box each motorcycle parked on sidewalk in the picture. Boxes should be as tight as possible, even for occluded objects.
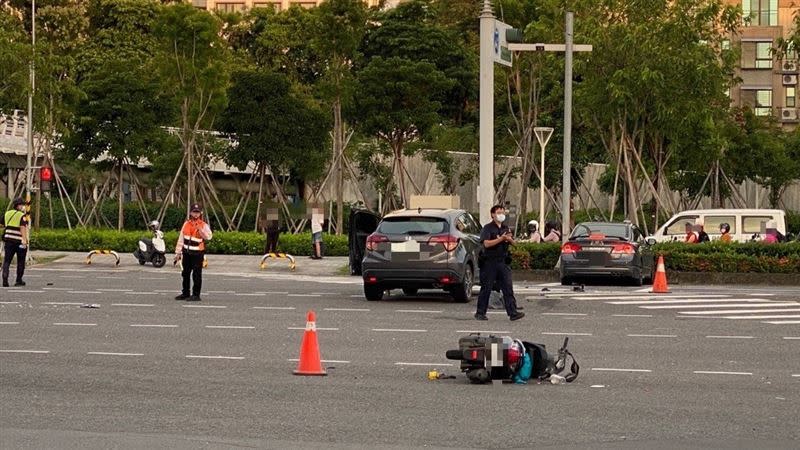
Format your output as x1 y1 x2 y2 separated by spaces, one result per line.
134 220 167 268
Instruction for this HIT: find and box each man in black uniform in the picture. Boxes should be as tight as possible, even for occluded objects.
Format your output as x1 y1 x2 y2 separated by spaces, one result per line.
475 205 525 321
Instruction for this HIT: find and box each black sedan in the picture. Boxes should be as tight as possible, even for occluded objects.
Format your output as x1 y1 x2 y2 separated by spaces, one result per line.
560 222 655 286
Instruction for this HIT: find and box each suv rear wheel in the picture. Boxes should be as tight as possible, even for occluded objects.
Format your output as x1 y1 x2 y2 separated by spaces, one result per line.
364 284 384 301
451 264 473 303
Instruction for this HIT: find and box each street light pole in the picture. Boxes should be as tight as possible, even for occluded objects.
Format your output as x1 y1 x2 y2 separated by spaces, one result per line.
561 12 574 242
478 0 495 225
26 0 36 209
534 127 554 234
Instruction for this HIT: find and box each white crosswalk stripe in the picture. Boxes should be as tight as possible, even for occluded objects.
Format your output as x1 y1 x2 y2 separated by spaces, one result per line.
539 290 800 325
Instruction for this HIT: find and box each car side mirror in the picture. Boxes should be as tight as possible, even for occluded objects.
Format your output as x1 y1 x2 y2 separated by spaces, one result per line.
645 237 657 246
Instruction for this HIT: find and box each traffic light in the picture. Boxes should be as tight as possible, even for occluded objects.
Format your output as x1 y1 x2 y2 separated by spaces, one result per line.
40 166 52 191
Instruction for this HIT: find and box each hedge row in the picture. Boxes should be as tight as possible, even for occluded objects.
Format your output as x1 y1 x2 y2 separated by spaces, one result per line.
29 229 349 256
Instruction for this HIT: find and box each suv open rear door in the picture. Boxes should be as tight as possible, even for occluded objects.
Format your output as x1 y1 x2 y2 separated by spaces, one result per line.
349 208 381 275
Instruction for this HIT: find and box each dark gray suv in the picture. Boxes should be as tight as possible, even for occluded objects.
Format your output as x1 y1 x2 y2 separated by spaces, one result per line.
359 209 482 302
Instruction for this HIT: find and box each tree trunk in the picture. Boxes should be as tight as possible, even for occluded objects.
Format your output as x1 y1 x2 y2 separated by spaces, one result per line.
118 162 124 231
334 98 344 236
255 164 265 233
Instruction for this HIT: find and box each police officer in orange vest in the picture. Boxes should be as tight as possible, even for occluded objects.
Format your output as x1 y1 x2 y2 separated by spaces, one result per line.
174 203 213 301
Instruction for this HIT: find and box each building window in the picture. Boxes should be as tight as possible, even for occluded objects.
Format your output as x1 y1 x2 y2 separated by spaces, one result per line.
216 2 246 12
253 1 281 10
754 90 772 116
721 39 731 51
788 87 797 108
755 42 772 69
743 0 778 27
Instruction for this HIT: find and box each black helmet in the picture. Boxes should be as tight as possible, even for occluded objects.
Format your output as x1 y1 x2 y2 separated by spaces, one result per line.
12 198 25 208
720 223 730 233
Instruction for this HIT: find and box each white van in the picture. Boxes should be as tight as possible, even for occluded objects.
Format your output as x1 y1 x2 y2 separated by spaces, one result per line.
648 209 787 243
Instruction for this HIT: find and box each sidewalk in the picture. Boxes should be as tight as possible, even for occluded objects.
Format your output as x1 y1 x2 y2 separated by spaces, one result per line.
29 251 352 278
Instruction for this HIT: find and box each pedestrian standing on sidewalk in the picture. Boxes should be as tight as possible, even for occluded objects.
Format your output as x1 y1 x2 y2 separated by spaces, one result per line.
474 205 525 322
2 198 29 288
174 203 212 301
310 206 324 259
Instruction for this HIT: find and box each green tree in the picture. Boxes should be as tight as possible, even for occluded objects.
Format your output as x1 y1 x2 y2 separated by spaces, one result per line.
0 8 29 109
355 56 453 210
219 70 328 230
311 0 369 233
154 3 230 213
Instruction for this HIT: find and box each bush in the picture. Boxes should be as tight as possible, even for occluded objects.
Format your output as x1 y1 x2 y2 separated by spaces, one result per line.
29 228 349 256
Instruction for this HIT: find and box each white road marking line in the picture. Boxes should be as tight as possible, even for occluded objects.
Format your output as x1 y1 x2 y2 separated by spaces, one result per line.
542 313 588 316
53 323 97 326
123 292 160 296
372 328 427 333
612 314 653 318
643 303 797 310
748 293 776 296
456 330 510 334
396 309 443 313
87 352 143 356
68 291 100 294
235 293 266 297
182 305 227 309
591 368 651 373
139 277 166 280
693 371 752 376
791 374 800 377
43 302 83 305
288 358 350 363
185 355 244 360
6 289 44 293
42 287 72 291
633 287 651 293
0 350 49 354
0 302 20 305
259 291 289 295
97 276 124 280
155 290 178 293
287 327 339 331
253 306 295 310
60 276 85 279
288 294 321 297
311 292 337 295
782 337 800 340
98 289 133 292
543 294 729 300
206 291 235 294
0 322 20 325
350 295 363 298
325 308 371 312
726 315 800 320
706 336 754 339
205 326 255 329
394 362 453 367
591 385 606 388
542 332 593 336
681 308 800 315
765 321 800 324
111 303 154 307
627 334 677 338
608 298 771 305
130 324 178 328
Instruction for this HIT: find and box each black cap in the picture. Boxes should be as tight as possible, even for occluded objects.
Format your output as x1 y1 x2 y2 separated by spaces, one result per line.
12 198 25 208
190 203 202 212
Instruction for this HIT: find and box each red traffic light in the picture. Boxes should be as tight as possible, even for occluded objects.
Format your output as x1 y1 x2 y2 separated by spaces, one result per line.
40 167 52 182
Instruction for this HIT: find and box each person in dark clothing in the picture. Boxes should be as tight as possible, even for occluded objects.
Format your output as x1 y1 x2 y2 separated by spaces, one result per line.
474 205 525 322
2 198 29 287
264 219 280 254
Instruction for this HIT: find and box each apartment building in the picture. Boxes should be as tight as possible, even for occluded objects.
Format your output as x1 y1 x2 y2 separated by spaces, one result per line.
190 0 385 12
728 0 798 128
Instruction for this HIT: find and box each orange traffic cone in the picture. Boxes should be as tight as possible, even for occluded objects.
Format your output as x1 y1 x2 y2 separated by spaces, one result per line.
293 310 327 376
650 255 670 294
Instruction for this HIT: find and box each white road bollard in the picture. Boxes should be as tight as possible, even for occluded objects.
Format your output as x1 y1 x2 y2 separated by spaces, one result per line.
259 252 296 271
85 250 120 267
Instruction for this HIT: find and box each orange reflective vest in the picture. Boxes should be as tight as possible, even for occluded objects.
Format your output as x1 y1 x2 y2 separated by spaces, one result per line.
181 220 206 254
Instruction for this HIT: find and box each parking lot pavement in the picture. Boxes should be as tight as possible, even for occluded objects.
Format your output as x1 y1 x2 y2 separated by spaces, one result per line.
1 263 798 449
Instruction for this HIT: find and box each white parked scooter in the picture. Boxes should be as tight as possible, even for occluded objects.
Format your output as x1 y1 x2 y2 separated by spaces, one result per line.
134 220 167 268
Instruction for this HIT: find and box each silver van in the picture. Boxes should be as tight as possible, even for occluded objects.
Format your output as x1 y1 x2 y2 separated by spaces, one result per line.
648 209 787 243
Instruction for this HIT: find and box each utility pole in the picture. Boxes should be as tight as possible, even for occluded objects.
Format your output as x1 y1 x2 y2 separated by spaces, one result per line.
478 0 495 225
26 0 36 210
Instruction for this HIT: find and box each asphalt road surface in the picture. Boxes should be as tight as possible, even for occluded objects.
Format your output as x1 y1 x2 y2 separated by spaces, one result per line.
1 262 798 449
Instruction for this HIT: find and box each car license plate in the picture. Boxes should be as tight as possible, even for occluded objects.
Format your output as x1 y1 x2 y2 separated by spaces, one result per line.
391 241 421 253
582 246 609 252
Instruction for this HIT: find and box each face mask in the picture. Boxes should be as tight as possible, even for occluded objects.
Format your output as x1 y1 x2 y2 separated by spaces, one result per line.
495 214 506 223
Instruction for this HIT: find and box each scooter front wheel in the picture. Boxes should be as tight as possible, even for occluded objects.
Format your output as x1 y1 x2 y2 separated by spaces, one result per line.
151 253 167 268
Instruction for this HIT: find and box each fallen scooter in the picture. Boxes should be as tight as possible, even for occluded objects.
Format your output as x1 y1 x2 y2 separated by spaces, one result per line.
445 334 579 384
134 220 167 268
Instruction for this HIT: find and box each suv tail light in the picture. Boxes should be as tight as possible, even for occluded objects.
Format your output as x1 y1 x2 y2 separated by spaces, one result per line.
366 233 388 251
561 242 582 254
611 243 635 254
428 234 459 252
